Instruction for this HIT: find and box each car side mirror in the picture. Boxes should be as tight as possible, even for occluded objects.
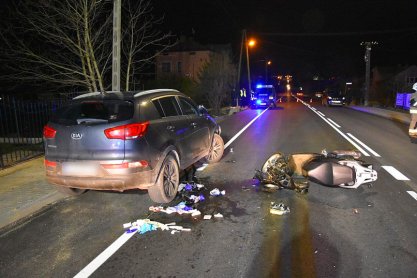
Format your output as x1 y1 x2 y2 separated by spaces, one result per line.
198 105 208 116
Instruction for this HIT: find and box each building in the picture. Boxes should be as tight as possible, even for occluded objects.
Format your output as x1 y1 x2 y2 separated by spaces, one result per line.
155 37 229 82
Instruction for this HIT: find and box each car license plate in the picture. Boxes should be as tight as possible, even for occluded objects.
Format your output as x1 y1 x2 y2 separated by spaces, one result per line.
62 162 99 176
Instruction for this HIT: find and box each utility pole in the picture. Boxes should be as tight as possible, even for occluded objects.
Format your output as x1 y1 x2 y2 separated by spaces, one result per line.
360 41 378 106
245 31 252 100
236 30 245 107
112 0 121 91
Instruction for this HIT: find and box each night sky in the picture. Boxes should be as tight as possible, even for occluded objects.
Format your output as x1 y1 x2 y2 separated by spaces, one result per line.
154 0 417 79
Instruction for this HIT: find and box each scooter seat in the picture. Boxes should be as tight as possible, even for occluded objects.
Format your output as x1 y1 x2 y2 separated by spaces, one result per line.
302 158 354 186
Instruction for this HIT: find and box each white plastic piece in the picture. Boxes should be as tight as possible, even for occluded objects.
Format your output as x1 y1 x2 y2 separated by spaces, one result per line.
214 213 223 218
338 160 377 188
123 222 132 229
203 215 212 220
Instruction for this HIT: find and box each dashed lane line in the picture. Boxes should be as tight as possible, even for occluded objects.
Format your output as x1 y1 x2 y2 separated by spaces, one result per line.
407 191 417 201
347 133 381 157
382 166 410 181
327 118 341 128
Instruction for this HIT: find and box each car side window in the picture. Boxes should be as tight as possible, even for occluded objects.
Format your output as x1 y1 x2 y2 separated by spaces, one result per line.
178 97 198 116
142 100 162 121
154 96 181 117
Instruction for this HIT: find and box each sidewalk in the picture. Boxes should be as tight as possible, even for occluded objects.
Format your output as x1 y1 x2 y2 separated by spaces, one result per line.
0 105 411 232
348 105 410 125
0 157 65 231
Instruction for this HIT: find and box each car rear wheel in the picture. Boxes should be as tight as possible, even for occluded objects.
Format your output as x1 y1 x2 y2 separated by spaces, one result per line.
206 133 224 163
54 186 86 196
148 154 179 203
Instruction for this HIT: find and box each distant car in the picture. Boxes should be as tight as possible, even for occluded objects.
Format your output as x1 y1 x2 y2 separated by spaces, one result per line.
322 91 346 106
296 92 304 97
43 89 224 203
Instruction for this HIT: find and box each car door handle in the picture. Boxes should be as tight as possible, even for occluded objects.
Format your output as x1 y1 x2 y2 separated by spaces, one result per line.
190 122 197 128
167 125 175 131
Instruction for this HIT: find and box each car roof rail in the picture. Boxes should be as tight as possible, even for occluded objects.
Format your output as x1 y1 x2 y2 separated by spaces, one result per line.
134 89 179 98
73 91 123 100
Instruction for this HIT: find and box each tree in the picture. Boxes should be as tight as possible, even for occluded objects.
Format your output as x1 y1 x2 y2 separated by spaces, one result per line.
0 0 175 93
198 50 236 115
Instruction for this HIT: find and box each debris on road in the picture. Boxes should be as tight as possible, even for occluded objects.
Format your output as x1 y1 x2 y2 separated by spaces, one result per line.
353 208 359 214
123 219 191 235
210 188 226 196
270 202 290 215
203 215 212 220
214 213 224 218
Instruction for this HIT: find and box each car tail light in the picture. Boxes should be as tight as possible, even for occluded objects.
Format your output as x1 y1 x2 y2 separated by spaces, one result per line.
101 160 149 169
44 159 57 168
104 122 149 140
43 125 56 139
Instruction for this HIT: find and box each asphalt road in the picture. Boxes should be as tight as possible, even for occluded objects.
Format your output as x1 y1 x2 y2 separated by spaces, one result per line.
1 99 417 278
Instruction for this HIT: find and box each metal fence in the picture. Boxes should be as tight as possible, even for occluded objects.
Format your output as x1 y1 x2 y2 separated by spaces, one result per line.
0 95 71 169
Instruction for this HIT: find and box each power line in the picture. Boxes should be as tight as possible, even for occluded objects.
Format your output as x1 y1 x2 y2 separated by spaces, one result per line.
259 27 417 37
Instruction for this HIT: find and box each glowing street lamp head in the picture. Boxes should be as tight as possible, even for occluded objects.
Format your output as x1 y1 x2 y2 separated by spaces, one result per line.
267 60 272 65
248 39 256 47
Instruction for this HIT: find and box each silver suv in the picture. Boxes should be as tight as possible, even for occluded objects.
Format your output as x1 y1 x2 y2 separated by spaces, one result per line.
43 89 224 203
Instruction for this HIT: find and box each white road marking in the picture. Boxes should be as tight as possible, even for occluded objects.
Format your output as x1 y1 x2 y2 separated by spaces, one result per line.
347 133 381 157
74 108 270 277
308 107 370 156
382 166 410 180
317 111 325 117
327 118 341 128
407 191 417 201
224 108 269 148
74 232 136 278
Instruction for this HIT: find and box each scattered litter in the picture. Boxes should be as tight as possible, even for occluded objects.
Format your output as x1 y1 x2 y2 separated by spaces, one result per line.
123 219 191 235
171 230 179 235
270 202 290 215
210 188 226 196
203 215 212 220
230 148 234 153
191 210 202 217
353 208 359 214
214 213 223 218
314 250 318 254
123 222 132 229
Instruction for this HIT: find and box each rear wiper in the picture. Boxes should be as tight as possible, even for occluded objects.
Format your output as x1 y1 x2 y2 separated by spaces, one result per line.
76 118 108 125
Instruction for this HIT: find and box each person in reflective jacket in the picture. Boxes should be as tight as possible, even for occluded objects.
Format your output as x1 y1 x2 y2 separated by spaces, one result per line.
409 82 417 137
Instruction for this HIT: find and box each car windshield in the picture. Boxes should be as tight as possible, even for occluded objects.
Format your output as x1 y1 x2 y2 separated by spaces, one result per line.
50 100 134 125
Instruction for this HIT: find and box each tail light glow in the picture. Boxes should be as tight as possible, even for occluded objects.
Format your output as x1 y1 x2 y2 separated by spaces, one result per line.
104 122 149 140
43 125 57 139
44 159 57 168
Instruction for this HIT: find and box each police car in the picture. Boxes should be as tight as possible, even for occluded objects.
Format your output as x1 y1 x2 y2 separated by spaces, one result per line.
251 84 277 109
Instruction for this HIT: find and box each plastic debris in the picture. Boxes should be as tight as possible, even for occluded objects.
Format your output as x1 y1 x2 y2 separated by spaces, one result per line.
214 213 223 218
270 202 290 215
203 215 212 220
210 188 226 196
123 219 191 235
353 208 359 214
191 210 202 217
123 222 132 229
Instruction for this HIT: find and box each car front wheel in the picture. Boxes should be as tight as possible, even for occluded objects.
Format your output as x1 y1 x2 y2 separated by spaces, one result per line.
206 133 224 164
148 154 179 203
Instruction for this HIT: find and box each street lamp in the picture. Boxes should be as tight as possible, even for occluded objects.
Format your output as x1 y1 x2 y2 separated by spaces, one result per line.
265 60 271 83
246 37 256 101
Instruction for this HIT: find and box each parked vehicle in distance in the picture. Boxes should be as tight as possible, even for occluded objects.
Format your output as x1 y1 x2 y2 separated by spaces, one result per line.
43 89 224 203
251 84 277 109
322 90 346 106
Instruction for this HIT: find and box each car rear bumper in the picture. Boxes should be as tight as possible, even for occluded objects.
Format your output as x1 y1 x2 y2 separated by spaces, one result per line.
46 167 157 191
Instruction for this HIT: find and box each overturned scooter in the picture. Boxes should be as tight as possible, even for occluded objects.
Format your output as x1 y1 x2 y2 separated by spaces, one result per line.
254 150 377 193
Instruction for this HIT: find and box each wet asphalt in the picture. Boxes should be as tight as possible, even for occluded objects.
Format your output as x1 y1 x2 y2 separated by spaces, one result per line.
1 99 417 277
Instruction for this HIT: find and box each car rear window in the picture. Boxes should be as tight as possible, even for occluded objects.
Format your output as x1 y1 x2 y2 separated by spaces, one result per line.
50 100 134 125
